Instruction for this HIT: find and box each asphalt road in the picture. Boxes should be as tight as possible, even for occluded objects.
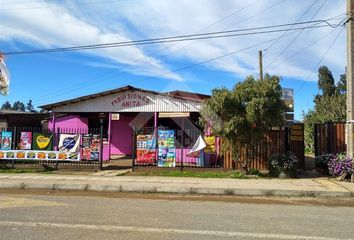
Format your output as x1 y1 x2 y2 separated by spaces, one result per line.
0 192 353 240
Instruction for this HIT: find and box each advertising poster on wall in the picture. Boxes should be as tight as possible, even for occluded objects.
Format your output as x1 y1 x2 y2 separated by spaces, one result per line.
33 133 53 151
0 150 80 161
19 132 32 150
58 134 81 160
81 134 92 160
136 134 156 164
204 136 215 154
1 132 12 150
157 130 175 167
91 134 100 160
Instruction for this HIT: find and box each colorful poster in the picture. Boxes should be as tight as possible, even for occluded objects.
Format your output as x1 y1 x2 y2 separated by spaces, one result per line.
1 132 12 150
59 134 81 153
0 150 80 161
19 132 32 150
32 133 53 151
90 134 100 160
82 134 92 160
158 130 175 167
136 134 156 164
204 136 216 154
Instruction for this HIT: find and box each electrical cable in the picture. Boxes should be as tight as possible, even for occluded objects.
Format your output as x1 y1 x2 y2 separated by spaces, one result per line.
263 0 329 71
32 28 314 106
2 18 344 56
262 0 318 57
294 27 345 96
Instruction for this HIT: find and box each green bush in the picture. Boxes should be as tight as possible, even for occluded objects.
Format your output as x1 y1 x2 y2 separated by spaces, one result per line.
268 151 299 177
314 154 334 174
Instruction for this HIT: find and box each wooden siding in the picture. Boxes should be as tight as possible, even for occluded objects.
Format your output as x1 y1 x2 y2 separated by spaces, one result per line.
314 123 346 156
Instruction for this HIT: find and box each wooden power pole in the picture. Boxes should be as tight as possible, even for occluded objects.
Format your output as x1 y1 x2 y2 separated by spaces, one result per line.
259 50 263 80
346 0 354 183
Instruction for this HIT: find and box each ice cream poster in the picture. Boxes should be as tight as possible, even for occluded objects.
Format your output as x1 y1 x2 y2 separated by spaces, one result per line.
1 132 12 150
157 130 175 167
19 132 32 150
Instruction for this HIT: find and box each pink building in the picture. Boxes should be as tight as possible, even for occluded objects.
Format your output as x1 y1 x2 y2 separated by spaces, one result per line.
41 85 209 161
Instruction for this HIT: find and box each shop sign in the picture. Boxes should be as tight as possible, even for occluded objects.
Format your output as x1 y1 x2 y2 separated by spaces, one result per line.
290 124 304 141
111 92 150 108
111 113 120 120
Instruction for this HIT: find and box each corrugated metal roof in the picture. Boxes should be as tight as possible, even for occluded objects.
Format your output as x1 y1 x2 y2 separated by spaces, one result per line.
40 85 205 113
40 85 208 111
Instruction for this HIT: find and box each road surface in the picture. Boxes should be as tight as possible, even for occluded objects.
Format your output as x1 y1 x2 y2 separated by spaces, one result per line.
0 192 353 240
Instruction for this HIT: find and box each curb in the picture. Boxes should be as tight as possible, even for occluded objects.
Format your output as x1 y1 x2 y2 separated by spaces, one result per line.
0 181 352 198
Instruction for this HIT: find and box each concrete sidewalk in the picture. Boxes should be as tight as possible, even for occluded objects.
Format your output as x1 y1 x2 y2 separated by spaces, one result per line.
0 173 353 197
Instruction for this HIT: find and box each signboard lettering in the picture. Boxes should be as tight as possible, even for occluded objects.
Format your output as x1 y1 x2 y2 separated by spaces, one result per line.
111 92 150 108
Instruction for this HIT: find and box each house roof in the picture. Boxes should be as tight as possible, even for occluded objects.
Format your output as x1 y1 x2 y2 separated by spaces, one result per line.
40 85 209 111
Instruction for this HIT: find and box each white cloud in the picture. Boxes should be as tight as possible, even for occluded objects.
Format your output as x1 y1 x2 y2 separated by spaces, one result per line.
0 0 346 82
0 0 182 81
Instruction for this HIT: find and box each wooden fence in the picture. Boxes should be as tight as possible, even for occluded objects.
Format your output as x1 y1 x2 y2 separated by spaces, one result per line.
223 125 305 171
314 122 346 156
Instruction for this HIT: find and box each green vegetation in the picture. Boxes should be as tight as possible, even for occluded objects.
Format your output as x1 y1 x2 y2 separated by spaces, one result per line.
125 170 253 179
303 66 346 152
199 74 285 173
0 166 53 174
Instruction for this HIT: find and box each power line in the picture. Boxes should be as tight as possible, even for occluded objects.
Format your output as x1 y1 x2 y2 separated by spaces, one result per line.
2 19 344 56
270 28 337 70
28 0 265 102
262 0 318 57
294 27 345 96
263 0 329 71
33 28 311 106
160 0 288 56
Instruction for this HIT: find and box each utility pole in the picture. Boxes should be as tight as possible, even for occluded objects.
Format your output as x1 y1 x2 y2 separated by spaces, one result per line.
259 50 263 80
346 0 354 183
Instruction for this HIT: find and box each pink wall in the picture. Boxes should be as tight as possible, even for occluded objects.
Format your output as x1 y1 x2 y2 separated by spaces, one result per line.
48 115 88 130
110 115 134 155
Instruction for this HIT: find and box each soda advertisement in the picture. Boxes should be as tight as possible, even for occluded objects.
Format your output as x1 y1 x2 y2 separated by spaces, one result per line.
19 132 32 150
1 131 12 150
136 134 156 164
157 130 175 167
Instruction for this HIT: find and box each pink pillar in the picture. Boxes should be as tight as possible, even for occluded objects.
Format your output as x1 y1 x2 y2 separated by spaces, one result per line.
108 112 112 160
52 112 57 151
154 112 158 128
51 112 56 132
154 112 158 162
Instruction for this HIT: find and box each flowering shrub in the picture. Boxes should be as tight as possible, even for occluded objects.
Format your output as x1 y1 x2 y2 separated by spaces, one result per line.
315 154 335 173
327 153 353 177
268 151 299 176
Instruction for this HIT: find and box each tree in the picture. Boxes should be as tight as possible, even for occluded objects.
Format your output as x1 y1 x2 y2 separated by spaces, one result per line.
318 66 335 97
26 100 36 112
1 101 11 110
200 74 285 173
11 101 26 112
304 66 346 152
336 73 346 95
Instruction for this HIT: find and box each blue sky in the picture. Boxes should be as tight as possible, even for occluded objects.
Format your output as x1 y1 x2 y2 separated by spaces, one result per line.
0 0 347 120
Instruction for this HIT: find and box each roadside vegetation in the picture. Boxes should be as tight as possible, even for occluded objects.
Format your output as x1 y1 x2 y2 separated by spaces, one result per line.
123 170 266 179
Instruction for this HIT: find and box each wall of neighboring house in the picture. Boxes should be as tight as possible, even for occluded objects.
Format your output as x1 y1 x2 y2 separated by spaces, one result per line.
110 115 134 156
48 115 88 130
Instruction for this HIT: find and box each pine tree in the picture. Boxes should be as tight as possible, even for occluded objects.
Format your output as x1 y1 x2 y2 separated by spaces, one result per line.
318 66 335 97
